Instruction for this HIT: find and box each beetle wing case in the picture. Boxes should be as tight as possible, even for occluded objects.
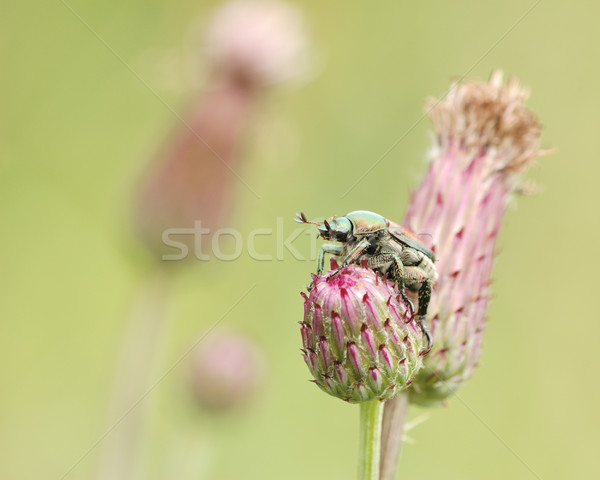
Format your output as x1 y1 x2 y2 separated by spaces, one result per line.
387 222 435 261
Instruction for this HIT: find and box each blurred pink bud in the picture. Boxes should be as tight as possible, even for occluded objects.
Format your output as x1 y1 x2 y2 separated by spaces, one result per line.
189 331 264 411
135 80 256 258
405 71 548 404
134 0 310 259
207 0 310 87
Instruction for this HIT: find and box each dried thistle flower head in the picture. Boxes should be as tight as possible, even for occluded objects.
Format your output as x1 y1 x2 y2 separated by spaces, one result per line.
189 331 264 411
301 263 427 403
404 71 548 404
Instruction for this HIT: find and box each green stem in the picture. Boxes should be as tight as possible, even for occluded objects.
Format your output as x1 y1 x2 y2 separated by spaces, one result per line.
358 400 384 480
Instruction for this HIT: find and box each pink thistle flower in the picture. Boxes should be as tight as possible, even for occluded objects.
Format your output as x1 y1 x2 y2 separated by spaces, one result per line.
301 263 428 403
404 71 548 404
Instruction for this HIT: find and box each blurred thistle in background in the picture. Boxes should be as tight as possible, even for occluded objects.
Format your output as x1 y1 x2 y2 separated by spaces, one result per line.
100 2 310 480
134 0 309 259
189 330 265 411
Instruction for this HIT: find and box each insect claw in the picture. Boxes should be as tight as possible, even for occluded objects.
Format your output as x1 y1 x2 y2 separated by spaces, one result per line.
398 289 415 319
417 316 433 355
408 301 415 319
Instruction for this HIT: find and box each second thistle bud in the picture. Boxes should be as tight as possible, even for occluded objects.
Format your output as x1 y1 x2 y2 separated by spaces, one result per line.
300 264 427 403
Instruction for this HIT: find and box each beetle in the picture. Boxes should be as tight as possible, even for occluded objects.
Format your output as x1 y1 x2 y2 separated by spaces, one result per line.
296 210 437 353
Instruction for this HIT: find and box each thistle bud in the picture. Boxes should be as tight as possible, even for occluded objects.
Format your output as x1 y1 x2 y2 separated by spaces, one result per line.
301 264 427 403
404 72 548 404
189 331 264 411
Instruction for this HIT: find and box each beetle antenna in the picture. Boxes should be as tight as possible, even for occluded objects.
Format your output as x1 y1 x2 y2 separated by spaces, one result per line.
294 211 321 226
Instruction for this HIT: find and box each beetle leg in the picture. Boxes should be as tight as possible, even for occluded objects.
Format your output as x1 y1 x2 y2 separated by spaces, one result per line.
327 239 371 281
402 266 434 353
308 244 344 290
416 279 432 353
340 239 371 267
417 317 433 355
416 280 432 318
391 256 416 317
317 244 344 276
402 267 429 311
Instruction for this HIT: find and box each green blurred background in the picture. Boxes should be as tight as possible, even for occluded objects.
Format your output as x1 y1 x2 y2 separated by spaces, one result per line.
2 1 599 479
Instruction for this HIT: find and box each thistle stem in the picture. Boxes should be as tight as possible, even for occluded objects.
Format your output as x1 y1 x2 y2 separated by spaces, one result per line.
379 391 410 480
358 400 384 480
97 267 172 480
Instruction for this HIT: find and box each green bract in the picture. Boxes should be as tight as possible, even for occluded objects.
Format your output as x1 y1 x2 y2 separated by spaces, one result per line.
300 264 427 403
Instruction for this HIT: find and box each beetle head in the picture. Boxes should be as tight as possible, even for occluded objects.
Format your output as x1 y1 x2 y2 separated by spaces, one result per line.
295 212 353 242
318 216 352 242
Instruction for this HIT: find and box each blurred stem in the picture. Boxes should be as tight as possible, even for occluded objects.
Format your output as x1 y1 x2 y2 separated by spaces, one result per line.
97 266 172 480
358 400 384 480
379 392 410 480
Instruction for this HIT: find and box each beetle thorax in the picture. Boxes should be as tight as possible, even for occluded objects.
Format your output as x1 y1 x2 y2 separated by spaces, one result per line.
346 211 388 235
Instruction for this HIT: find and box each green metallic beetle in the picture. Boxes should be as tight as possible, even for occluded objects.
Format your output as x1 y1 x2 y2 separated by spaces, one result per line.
296 210 438 353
